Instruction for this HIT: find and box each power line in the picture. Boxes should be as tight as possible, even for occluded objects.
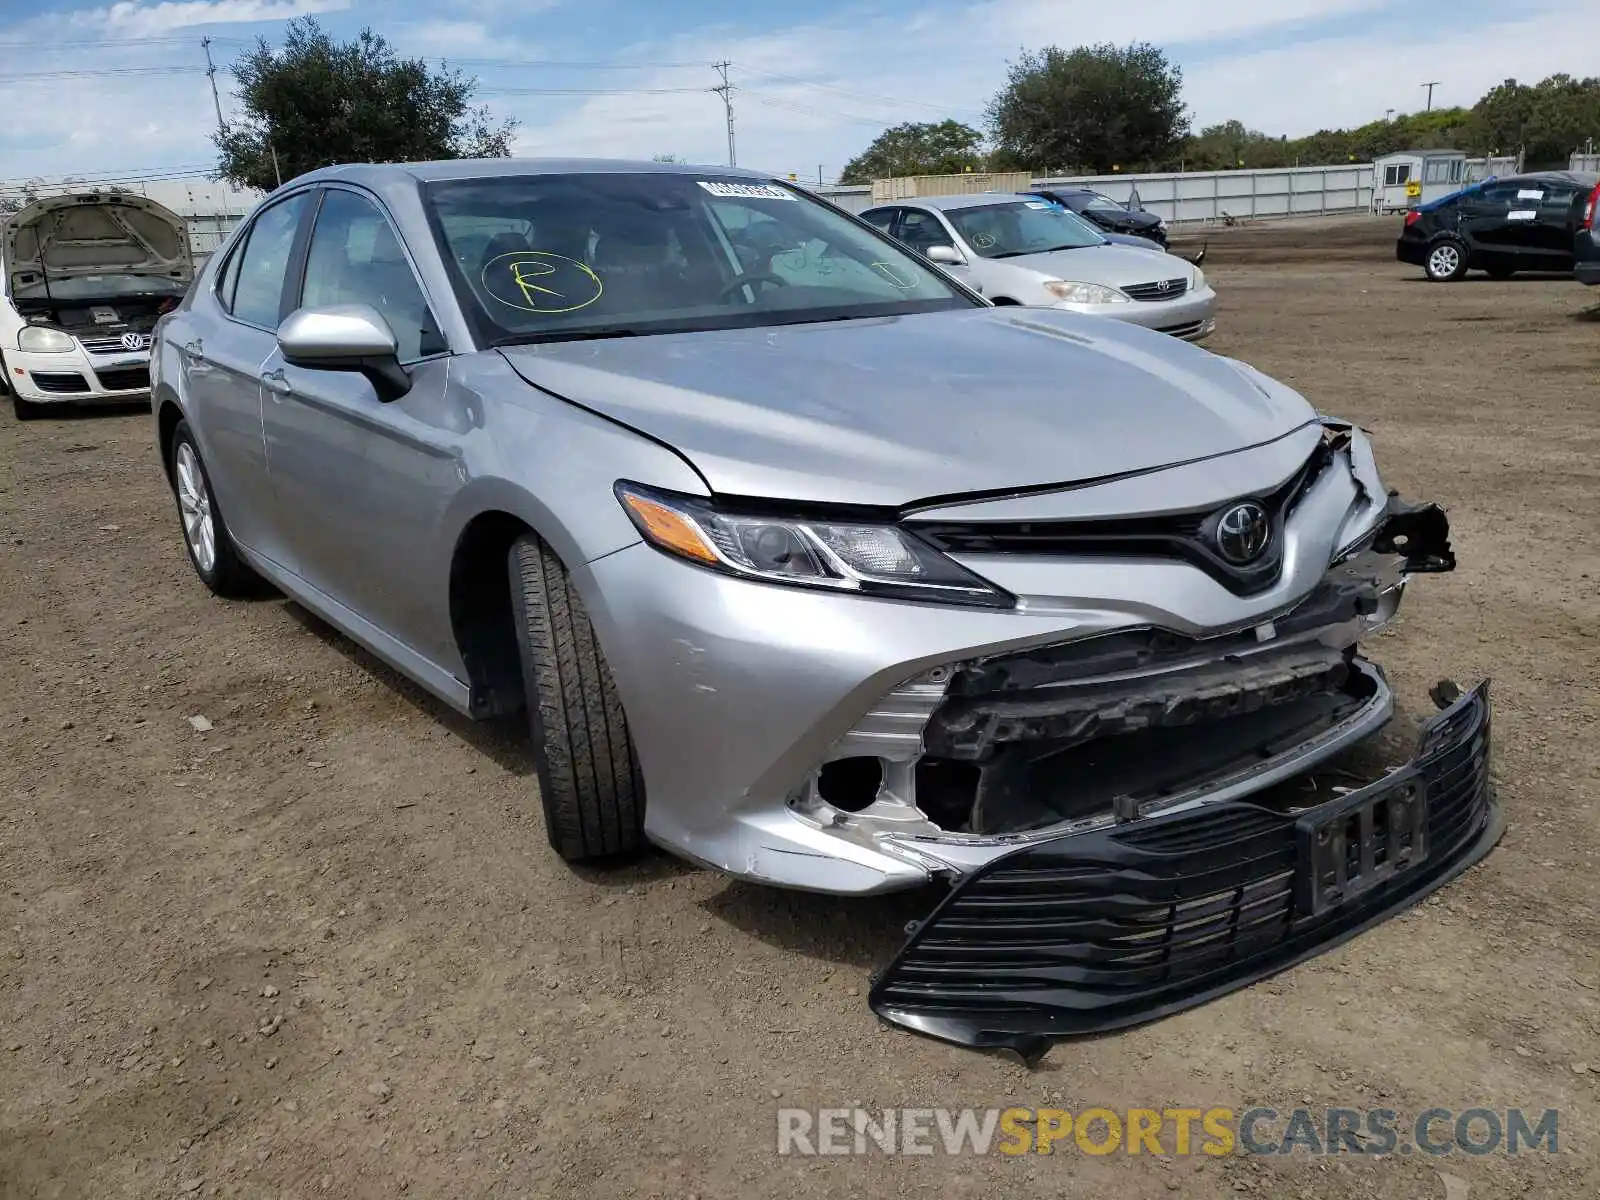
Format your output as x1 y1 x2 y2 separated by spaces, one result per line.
740 68 985 120
476 86 712 96
0 66 202 82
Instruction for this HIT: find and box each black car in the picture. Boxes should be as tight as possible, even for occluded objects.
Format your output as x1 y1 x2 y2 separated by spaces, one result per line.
1028 187 1168 247
1575 179 1600 286
1396 171 1599 282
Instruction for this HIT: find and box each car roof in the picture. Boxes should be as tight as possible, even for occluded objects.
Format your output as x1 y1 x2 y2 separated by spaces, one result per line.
875 193 1055 212
1493 171 1598 186
281 158 779 188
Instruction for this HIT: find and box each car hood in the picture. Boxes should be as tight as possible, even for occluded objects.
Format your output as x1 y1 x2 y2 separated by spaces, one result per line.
4 192 193 295
991 243 1190 287
499 307 1315 509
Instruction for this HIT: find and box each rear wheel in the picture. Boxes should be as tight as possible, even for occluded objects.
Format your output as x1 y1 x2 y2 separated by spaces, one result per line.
508 533 645 863
1424 238 1469 282
168 420 260 596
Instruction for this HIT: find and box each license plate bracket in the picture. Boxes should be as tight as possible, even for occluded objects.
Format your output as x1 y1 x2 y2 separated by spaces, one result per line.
1295 768 1429 917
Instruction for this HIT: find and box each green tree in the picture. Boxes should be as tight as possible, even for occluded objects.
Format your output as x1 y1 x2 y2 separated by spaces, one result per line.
986 43 1188 174
839 120 984 183
214 16 518 191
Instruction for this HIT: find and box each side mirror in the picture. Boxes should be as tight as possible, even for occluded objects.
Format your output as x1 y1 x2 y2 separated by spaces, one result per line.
277 304 411 401
926 245 966 266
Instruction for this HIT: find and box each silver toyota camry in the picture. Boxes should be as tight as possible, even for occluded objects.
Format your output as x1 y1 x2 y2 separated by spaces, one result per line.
150 159 1497 1056
860 193 1216 339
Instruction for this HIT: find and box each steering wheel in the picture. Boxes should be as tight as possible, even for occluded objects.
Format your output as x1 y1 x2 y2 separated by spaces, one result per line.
716 272 790 302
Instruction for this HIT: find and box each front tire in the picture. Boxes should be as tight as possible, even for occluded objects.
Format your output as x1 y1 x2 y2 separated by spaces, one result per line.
168 420 260 597
508 534 645 863
1424 238 1469 282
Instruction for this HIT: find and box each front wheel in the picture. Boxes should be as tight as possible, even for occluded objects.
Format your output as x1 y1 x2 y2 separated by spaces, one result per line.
168 420 260 597
508 534 646 863
1424 239 1469 282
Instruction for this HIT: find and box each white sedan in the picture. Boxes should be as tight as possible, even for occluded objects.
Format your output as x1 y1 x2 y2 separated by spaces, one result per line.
2 192 194 420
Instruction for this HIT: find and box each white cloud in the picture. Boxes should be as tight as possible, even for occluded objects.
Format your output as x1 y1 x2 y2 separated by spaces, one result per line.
80 0 350 38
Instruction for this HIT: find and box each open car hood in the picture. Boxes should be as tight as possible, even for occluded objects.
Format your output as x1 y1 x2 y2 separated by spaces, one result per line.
500 307 1315 508
4 192 193 296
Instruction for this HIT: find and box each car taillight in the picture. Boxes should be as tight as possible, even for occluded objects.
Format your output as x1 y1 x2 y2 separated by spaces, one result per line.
1583 183 1600 230
1404 210 1421 227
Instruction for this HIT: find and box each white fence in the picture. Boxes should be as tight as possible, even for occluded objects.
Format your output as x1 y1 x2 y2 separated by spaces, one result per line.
1572 153 1600 174
1033 165 1371 223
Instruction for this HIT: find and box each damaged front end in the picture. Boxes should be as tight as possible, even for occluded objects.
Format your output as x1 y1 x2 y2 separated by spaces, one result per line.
778 430 1494 1057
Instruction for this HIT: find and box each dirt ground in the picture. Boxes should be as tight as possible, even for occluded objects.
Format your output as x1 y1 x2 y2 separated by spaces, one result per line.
2 215 1597 1200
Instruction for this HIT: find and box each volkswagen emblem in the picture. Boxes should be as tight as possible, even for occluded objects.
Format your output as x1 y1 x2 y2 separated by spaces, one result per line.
120 332 149 352
1214 501 1271 564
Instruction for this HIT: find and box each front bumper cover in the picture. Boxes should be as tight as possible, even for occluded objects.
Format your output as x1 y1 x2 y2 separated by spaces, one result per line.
868 679 1498 1063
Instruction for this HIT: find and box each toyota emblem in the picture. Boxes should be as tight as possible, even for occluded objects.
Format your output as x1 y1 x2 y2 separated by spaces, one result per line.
1214 501 1271 564
120 332 149 352
1155 280 1172 292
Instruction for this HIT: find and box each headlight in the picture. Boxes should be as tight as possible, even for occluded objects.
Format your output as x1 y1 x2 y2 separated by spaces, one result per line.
615 482 1013 609
18 325 75 354
1192 266 1206 290
1042 280 1131 305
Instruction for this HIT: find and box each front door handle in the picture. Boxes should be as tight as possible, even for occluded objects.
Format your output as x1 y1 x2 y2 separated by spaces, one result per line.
260 368 293 396
180 338 203 358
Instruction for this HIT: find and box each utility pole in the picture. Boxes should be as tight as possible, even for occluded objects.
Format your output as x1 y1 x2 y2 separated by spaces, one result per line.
269 141 282 189
712 61 736 167
1421 81 1441 112
1385 108 1395 123
201 37 225 135
818 164 823 185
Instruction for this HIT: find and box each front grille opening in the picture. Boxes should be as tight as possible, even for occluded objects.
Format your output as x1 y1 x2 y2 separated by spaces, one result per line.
816 756 883 812
912 759 981 829
954 666 1383 837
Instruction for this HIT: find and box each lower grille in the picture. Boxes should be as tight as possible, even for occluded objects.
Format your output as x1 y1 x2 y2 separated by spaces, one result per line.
1123 278 1189 301
30 372 90 394
1156 320 1206 339
93 366 151 391
870 681 1497 1056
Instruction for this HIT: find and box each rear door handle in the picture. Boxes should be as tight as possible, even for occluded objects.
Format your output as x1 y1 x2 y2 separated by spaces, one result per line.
260 368 293 396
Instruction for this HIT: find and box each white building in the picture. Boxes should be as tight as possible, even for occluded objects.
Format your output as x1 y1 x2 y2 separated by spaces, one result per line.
1371 150 1467 213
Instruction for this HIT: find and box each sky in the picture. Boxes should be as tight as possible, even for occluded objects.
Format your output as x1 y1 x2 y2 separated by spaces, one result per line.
0 0 1596 190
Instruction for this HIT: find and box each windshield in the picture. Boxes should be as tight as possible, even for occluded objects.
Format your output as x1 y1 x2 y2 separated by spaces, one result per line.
9 274 188 302
943 200 1106 259
1082 193 1127 213
424 172 976 343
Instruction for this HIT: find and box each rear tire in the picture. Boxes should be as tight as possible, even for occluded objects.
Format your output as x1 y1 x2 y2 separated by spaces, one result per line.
168 420 261 597
1424 238 1469 282
508 533 645 863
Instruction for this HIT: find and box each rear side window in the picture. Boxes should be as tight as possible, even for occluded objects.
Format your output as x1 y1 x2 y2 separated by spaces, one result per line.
230 193 311 328
859 209 895 231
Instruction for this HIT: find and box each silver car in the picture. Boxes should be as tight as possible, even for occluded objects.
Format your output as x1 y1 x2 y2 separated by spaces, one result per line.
861 193 1216 340
151 159 1496 1056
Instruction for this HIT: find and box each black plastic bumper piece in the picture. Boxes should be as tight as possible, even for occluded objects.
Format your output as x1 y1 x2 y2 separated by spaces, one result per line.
1371 496 1455 574
869 681 1498 1063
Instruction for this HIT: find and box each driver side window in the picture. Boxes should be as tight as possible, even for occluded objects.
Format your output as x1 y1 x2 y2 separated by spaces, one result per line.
299 189 447 363
894 210 953 253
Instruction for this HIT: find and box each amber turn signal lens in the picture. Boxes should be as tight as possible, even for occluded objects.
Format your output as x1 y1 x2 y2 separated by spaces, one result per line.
620 491 720 565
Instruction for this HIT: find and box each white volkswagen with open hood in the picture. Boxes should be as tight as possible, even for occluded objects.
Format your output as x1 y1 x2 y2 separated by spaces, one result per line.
2 191 195 419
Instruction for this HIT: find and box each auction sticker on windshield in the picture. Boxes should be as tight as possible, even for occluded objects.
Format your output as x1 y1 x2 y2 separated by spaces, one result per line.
697 181 796 200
